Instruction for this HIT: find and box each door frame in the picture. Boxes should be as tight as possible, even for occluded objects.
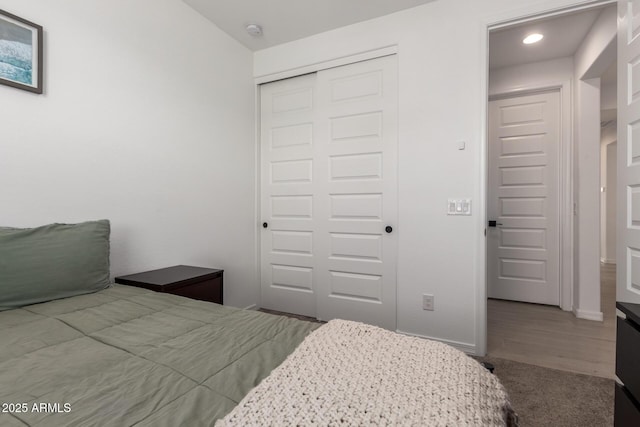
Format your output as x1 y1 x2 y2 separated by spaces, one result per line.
488 84 571 310
477 0 616 356
254 46 400 313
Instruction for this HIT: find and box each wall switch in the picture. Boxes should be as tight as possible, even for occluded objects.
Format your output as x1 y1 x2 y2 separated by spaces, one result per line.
447 199 472 215
423 294 434 311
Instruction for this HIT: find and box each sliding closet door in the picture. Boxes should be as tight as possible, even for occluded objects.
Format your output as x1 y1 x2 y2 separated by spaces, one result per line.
260 74 319 317
315 56 398 329
260 55 398 329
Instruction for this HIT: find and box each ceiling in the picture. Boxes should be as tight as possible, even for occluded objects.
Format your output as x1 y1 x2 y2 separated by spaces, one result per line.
183 0 435 51
489 6 612 70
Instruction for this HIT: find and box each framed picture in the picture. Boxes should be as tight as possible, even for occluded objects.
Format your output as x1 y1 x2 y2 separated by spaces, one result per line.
0 9 42 94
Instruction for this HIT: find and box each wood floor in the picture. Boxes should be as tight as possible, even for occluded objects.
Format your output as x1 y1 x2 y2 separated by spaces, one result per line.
488 263 616 379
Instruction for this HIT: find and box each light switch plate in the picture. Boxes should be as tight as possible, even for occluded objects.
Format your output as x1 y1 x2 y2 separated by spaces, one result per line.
423 294 434 311
447 199 472 215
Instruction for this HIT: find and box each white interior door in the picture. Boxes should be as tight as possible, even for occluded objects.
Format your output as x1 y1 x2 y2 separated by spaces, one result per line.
260 73 318 317
617 0 640 303
315 56 398 330
488 91 560 306
260 56 398 329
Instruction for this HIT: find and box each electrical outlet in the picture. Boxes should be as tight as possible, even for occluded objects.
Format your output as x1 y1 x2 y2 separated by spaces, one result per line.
422 294 434 311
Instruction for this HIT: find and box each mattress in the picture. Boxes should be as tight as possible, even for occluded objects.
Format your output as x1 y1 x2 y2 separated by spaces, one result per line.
0 284 320 426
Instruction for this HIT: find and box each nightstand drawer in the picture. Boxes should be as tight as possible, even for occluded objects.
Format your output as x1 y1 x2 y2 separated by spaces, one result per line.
617 317 640 400
615 383 640 427
171 277 222 304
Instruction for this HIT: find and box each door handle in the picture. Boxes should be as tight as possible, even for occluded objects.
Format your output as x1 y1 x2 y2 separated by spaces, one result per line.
262 222 268 228
488 221 503 227
385 226 393 233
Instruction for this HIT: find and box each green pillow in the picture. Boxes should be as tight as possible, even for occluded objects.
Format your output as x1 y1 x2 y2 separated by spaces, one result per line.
0 220 111 311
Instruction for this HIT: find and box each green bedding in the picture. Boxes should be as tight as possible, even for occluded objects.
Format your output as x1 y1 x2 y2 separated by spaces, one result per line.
0 285 320 426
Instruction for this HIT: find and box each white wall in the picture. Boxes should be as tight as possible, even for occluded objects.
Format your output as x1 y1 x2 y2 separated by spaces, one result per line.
574 77 603 319
575 6 618 80
489 57 574 96
601 122 617 264
254 0 608 354
606 141 617 262
572 5 616 320
600 77 616 264
601 82 617 111
0 0 258 308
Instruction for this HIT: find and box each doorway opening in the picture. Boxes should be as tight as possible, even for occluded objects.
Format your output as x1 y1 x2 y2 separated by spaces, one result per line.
486 2 617 378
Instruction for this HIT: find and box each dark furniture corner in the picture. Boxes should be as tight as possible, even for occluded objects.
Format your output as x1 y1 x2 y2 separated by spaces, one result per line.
115 265 223 304
615 302 640 426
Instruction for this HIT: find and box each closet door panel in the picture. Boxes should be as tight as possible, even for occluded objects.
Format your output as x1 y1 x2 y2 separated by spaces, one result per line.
260 74 318 317
316 55 398 330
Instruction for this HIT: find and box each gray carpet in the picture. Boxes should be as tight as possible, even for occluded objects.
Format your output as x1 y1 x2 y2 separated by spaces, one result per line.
478 356 614 427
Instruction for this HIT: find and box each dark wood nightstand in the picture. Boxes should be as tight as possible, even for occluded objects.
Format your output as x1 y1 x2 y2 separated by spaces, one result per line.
115 265 223 304
615 302 640 426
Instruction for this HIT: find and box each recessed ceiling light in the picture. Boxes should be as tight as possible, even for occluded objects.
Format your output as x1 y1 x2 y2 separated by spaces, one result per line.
246 24 262 37
523 33 544 44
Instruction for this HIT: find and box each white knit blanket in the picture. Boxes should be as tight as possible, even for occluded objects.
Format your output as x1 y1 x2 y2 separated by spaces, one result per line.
216 319 514 426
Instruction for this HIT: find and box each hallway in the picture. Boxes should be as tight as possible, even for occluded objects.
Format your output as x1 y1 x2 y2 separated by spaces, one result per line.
487 263 616 378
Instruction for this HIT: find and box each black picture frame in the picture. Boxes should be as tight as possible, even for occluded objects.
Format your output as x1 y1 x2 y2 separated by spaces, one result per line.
0 9 43 94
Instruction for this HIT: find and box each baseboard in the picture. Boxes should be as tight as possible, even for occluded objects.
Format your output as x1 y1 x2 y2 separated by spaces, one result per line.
243 304 258 311
396 329 476 355
573 307 604 322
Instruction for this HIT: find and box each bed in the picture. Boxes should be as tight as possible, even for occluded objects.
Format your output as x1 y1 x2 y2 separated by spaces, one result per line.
0 221 515 426
0 284 320 426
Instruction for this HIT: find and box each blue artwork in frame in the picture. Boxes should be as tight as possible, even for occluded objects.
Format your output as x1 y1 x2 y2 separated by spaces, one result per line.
0 9 42 94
